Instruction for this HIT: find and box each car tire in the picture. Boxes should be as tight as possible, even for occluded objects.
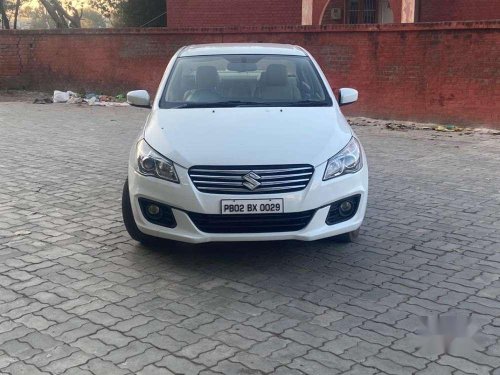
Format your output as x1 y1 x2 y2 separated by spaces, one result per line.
334 228 360 243
122 179 159 245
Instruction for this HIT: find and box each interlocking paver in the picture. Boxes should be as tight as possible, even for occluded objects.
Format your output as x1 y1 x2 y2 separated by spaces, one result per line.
137 364 174 375
194 344 237 367
81 358 130 375
42 350 93 374
230 352 280 373
156 354 205 374
3 361 50 375
0 102 499 374
177 338 220 359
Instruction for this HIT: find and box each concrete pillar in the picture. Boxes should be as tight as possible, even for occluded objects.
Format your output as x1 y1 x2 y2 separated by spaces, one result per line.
401 0 416 23
302 0 314 25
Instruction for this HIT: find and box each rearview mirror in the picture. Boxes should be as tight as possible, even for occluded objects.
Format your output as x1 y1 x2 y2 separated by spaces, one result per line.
227 62 258 72
127 90 151 108
339 88 358 106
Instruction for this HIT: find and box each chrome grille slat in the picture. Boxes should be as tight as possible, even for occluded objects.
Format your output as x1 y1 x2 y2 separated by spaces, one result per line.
192 180 248 186
261 179 310 186
193 179 310 187
190 175 244 180
198 186 307 192
190 167 312 174
188 164 314 195
190 172 313 180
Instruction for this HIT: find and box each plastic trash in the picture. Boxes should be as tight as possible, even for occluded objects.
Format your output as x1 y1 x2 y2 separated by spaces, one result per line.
86 97 98 106
67 96 83 104
85 93 99 100
53 90 70 103
53 90 78 103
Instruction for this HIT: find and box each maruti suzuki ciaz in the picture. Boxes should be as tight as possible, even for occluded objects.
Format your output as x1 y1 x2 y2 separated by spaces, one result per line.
122 43 368 244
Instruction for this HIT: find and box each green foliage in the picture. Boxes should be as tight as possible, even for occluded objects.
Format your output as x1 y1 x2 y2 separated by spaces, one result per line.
21 5 56 28
20 4 105 29
81 8 106 28
1 0 24 29
113 0 166 27
3 0 166 29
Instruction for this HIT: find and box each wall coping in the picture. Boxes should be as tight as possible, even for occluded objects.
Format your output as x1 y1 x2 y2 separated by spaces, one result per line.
0 20 499 36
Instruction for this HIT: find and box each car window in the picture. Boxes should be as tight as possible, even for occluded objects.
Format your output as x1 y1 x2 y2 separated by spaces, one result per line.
161 54 332 108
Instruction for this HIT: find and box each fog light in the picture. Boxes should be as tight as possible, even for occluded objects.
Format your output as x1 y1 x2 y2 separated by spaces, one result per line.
138 198 176 228
147 204 161 217
326 195 361 226
340 201 353 216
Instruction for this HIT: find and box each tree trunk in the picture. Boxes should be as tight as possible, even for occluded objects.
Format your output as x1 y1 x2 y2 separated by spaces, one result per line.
39 0 68 28
13 0 20 29
0 0 11 29
39 0 82 28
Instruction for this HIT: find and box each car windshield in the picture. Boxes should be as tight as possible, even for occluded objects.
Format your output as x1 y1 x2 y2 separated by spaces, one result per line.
160 54 332 108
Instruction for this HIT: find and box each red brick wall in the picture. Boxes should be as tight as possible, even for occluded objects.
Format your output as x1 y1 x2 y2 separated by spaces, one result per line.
418 0 500 22
167 0 303 27
0 23 499 127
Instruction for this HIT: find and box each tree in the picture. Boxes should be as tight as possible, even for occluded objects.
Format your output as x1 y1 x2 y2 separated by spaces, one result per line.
81 8 106 28
5 0 166 29
86 0 166 26
88 0 121 19
1 0 11 29
12 0 20 28
113 0 166 27
38 0 83 28
22 5 57 29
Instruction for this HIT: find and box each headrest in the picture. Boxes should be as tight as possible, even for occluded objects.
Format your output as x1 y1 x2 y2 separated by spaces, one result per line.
196 66 219 89
264 64 288 87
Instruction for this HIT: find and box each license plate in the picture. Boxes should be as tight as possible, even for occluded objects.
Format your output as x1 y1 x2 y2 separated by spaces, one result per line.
221 199 284 215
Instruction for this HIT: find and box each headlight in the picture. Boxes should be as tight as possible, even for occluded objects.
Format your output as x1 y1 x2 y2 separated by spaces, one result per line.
135 139 179 183
323 137 363 180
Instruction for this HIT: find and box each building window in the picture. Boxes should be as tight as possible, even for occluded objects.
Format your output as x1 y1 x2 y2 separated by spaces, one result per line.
347 0 378 24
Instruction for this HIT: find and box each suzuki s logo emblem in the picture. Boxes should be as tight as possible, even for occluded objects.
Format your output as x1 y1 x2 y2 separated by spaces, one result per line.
242 172 262 190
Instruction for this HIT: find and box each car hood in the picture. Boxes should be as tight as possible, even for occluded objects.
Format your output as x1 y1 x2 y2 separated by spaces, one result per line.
144 107 352 168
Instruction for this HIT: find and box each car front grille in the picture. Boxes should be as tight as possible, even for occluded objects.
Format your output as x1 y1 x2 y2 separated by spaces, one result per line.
188 165 314 194
188 211 316 233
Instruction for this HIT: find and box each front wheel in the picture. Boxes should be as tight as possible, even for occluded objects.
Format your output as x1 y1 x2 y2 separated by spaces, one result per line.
122 179 160 245
334 229 360 243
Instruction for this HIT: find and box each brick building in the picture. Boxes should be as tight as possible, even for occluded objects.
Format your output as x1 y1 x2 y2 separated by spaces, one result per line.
167 0 500 27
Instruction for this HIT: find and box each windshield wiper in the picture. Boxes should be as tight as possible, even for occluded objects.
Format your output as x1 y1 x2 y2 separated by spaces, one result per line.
169 103 218 109
168 100 330 109
170 101 272 109
280 100 330 107
209 101 265 107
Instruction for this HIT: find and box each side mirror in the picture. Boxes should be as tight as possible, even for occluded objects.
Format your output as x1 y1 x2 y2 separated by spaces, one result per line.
127 90 151 108
339 88 358 106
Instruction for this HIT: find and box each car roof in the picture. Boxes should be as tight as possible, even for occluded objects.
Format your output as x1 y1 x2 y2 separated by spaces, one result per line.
179 43 308 57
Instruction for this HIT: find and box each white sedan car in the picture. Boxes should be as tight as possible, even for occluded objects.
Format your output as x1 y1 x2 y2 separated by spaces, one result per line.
123 43 368 244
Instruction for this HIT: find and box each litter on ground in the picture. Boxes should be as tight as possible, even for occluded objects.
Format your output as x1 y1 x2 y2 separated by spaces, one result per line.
50 90 130 107
348 117 500 136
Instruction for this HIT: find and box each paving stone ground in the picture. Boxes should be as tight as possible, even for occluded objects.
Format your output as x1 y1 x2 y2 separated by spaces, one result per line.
0 101 499 375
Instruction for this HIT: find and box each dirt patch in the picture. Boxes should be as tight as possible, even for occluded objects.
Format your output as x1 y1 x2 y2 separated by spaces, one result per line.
0 90 52 103
348 117 500 136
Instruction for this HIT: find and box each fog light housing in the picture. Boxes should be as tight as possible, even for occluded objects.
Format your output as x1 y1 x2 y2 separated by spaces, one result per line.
339 201 353 216
326 195 361 225
147 204 161 217
138 198 176 228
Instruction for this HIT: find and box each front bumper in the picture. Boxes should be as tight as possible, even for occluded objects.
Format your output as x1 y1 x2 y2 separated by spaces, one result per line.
127 159 368 244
